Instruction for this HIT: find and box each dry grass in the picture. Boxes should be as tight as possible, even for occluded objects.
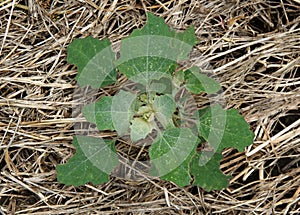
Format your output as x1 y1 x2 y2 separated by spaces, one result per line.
0 0 299 214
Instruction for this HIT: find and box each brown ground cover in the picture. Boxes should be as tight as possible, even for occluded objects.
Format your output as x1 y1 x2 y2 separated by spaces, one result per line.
0 0 299 214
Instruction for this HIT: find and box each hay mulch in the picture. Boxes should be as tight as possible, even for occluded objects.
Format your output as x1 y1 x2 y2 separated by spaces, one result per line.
1 0 299 214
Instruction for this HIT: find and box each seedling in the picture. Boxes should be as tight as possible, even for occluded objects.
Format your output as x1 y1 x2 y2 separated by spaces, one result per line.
57 13 254 191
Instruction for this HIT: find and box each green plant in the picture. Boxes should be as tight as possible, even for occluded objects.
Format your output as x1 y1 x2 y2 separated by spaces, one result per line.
56 13 254 191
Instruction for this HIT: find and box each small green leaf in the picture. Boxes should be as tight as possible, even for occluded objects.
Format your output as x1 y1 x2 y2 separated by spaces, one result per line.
111 90 137 136
149 127 198 181
82 96 114 131
130 117 155 142
198 104 254 152
57 136 118 186
152 94 176 127
190 152 230 191
185 66 221 94
173 70 185 88
67 36 117 89
149 77 173 95
116 12 197 85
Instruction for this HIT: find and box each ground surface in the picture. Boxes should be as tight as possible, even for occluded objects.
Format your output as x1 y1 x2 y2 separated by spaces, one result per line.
0 0 299 214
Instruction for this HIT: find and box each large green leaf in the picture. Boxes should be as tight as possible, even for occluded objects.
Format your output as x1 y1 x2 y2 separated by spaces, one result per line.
190 152 230 191
67 36 117 88
116 12 198 85
57 136 118 186
149 127 198 184
159 148 197 188
198 104 254 152
82 96 114 131
185 66 221 94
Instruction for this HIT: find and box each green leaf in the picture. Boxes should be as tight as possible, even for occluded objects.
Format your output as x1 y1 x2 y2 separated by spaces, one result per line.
152 94 176 127
149 127 198 186
173 70 185 88
82 96 114 131
111 90 137 136
190 152 230 191
198 104 254 152
118 57 176 85
149 77 173 95
159 149 196 187
57 136 118 186
130 117 155 142
67 36 117 89
185 66 221 94
116 12 198 85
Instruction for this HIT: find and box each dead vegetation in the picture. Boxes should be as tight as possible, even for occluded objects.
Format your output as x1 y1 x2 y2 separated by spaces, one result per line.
0 0 299 214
